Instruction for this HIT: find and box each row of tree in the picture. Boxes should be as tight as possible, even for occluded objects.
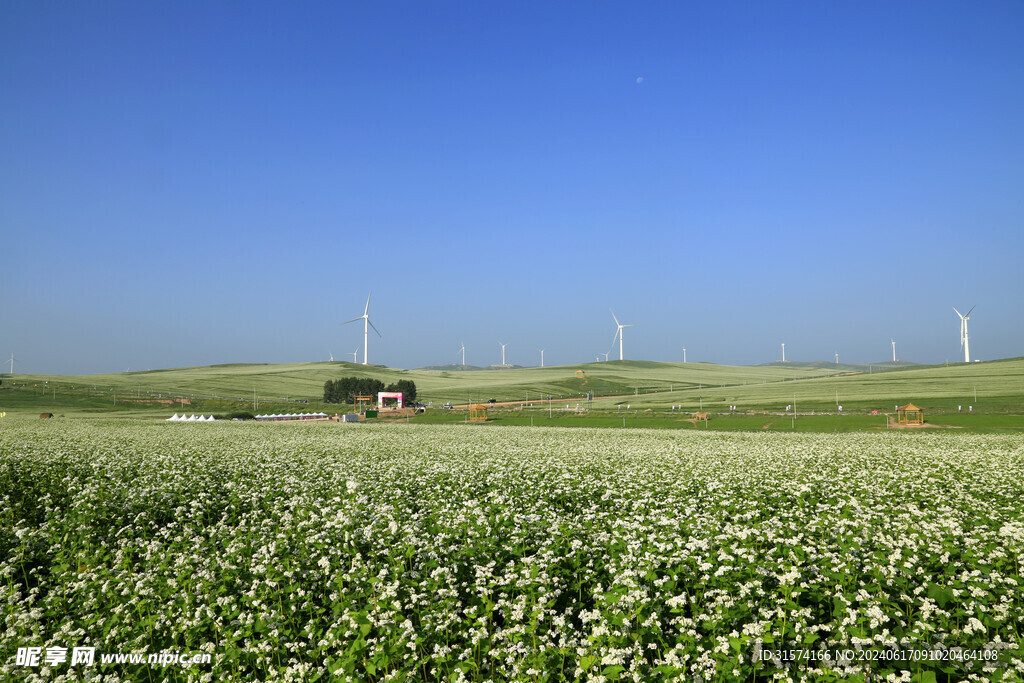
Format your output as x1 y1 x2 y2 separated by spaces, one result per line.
323 377 417 404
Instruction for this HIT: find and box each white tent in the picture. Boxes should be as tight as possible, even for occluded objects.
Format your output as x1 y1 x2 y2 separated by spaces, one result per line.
167 413 180 421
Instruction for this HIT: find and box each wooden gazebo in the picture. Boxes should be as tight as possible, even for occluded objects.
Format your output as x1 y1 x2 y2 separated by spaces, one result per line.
897 403 924 425
469 404 488 422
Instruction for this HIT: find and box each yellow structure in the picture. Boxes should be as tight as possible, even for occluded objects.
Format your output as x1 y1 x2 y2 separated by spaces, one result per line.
575 370 586 378
897 403 924 425
469 404 488 422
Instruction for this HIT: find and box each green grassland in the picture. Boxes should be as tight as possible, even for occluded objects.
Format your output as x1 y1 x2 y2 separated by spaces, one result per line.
588 357 1024 414
414 406 1024 433
0 360 836 413
2 357 1023 432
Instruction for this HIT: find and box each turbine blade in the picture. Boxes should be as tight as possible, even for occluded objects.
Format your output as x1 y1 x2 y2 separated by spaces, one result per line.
364 291 372 316
610 308 620 326
367 318 382 337
953 307 962 319
343 317 362 325
965 305 975 317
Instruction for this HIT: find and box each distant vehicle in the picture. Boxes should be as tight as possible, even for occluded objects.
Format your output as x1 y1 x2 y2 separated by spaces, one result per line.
442 402 452 409
488 398 497 404
409 402 427 408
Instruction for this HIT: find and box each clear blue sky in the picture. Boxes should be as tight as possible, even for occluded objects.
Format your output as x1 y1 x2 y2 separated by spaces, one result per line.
3 1 1022 374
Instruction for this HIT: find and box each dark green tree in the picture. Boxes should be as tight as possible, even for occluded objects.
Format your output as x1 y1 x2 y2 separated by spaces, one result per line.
324 376 390 404
385 380 417 403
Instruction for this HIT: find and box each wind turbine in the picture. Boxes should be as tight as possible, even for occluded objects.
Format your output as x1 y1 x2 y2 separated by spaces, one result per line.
610 309 633 361
459 342 466 367
350 349 359 363
499 342 507 367
329 351 334 362
344 292 381 365
5 353 14 375
682 347 686 363
954 305 975 363
891 338 896 362
539 349 545 367
781 343 786 362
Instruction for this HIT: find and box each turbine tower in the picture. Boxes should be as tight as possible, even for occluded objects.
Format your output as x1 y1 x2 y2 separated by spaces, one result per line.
500 342 507 367
539 349 545 367
781 343 786 362
351 349 359 363
682 347 686 363
329 351 334 362
5 353 14 375
610 309 633 361
891 338 896 362
954 306 975 363
459 342 466 367
344 292 380 365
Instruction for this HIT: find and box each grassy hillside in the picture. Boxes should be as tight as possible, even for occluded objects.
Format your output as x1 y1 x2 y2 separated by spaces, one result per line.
589 357 1024 414
2 357 1022 419
0 360 834 407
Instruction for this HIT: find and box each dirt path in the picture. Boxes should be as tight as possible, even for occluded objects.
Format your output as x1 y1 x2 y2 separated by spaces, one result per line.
450 395 637 410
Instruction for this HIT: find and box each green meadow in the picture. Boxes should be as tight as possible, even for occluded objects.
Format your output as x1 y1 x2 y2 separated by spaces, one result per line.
2 357 1022 432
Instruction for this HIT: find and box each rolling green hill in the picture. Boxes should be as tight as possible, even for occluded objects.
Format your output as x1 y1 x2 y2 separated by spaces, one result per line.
589 357 1024 414
2 357 1022 420
0 360 835 409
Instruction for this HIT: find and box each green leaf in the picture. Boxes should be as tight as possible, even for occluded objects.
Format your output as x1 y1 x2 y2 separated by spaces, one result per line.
602 664 625 680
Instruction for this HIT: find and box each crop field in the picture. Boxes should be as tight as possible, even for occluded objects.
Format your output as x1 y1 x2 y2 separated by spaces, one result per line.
2 420 1023 682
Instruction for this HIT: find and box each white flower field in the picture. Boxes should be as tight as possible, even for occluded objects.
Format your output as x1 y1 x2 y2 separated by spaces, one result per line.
2 420 1023 682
